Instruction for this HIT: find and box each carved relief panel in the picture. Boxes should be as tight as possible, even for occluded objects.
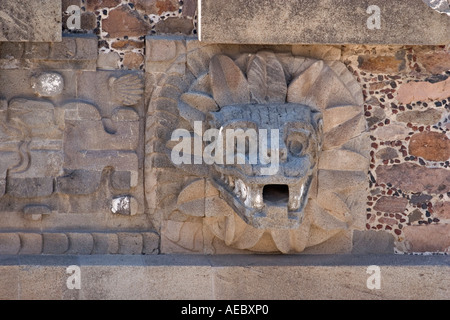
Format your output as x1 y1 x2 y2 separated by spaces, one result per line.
0 65 150 234
146 38 370 254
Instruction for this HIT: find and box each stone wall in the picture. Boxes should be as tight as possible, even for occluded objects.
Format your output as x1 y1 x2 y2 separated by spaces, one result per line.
0 0 448 256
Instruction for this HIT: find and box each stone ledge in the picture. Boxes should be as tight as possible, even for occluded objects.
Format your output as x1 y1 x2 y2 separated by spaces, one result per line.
199 0 450 45
1 254 449 299
0 0 62 42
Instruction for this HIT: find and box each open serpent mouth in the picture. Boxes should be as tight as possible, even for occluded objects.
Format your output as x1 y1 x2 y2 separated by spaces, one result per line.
214 173 313 229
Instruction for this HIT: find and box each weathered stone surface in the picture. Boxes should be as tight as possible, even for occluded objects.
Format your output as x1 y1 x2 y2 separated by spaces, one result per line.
396 78 450 104
3 255 450 299
0 35 98 70
292 45 342 61
102 5 151 38
142 232 160 254
0 233 20 255
199 0 450 45
86 0 122 11
396 109 443 125
409 194 433 205
375 163 450 194
182 0 198 17
23 205 52 221
155 17 194 35
122 52 145 69
132 0 180 15
352 230 395 254
402 224 450 252
435 202 450 220
66 233 94 255
373 196 408 213
118 233 144 254
18 233 43 255
91 233 119 254
42 234 69 254
373 123 410 140
409 132 450 162
0 0 61 42
111 40 145 50
375 147 399 160
417 50 450 74
97 52 121 70
6 177 54 198
358 55 405 74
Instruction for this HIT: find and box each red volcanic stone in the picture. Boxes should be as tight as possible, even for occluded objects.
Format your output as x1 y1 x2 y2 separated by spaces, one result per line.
417 51 450 75
86 0 121 11
375 163 450 194
182 0 197 17
102 5 151 38
374 196 408 214
409 132 450 162
131 0 179 15
434 202 450 220
378 217 399 226
403 224 450 253
358 55 404 74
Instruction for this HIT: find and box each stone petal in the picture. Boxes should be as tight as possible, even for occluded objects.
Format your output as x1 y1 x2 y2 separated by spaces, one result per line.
318 149 369 171
181 91 218 113
210 54 250 107
247 51 287 104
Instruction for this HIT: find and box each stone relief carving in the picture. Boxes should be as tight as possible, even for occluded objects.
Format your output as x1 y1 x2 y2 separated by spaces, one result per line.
146 40 370 254
0 70 147 226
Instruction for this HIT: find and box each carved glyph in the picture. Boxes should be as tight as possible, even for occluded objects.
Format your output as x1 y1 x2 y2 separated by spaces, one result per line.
0 71 146 221
146 41 369 254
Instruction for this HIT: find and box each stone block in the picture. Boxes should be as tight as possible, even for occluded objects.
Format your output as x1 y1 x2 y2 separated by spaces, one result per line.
23 205 52 221
396 77 450 104
118 233 143 254
396 109 443 126
408 132 450 162
102 4 151 38
18 233 43 255
66 233 94 255
435 202 450 220
142 232 160 254
6 177 54 198
375 163 450 194
0 0 62 42
373 196 408 214
86 0 122 11
92 233 119 254
402 224 450 253
199 0 450 45
352 230 395 254
145 35 186 74
0 233 20 254
132 0 180 15
182 0 198 17
42 233 69 254
97 52 121 70
155 17 194 35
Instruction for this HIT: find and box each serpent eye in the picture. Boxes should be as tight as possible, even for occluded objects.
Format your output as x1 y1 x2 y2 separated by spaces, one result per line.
288 140 303 156
286 129 310 157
